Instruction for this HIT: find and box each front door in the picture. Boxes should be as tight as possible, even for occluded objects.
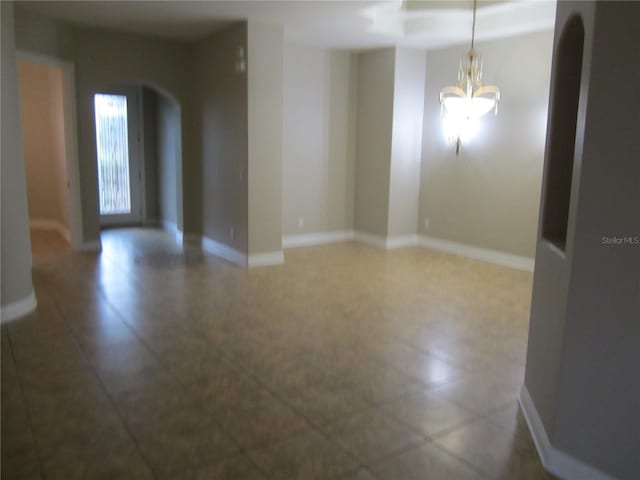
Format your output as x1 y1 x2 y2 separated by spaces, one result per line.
94 89 142 226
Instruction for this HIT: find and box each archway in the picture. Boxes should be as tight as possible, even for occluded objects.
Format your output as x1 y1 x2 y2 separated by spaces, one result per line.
92 82 184 242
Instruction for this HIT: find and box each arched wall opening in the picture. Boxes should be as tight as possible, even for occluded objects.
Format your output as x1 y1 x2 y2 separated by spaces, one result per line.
91 82 184 240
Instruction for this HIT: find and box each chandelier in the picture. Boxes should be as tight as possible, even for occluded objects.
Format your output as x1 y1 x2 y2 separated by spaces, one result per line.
440 0 500 154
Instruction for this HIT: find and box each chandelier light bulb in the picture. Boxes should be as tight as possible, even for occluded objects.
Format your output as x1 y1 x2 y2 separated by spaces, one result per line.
443 114 479 145
442 96 497 119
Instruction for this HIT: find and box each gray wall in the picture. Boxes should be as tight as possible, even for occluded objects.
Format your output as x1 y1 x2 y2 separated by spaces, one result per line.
155 93 181 229
387 48 425 238
353 48 395 238
525 2 640 479
282 45 357 237
11 6 259 262
13 6 74 61
141 87 158 224
193 24 248 252
525 3 595 441
13 7 193 242
72 26 192 240
419 30 553 257
1 1 35 309
247 22 284 256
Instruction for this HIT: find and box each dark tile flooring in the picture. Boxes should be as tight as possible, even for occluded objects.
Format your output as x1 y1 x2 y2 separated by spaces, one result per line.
1 228 554 479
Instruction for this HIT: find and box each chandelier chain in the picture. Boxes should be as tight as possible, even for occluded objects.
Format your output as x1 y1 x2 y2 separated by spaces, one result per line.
471 0 477 52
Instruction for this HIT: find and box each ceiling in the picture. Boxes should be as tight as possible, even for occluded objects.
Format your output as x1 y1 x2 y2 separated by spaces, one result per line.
18 0 556 50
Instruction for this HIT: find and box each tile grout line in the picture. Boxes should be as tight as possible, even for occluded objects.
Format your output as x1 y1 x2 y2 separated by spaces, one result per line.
58 293 176 479
5 325 49 480
429 441 497 480
74 300 259 476
88 258 273 478
231 365 371 477
223 329 490 477
13 229 537 479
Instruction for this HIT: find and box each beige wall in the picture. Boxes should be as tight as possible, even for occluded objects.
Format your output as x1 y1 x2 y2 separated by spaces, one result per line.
282 45 356 236
419 30 553 257
353 48 395 237
387 48 426 238
193 24 248 252
1 1 35 310
247 22 284 256
49 64 69 230
18 60 69 230
353 47 426 242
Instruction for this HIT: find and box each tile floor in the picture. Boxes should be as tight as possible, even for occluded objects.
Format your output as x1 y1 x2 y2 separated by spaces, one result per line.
1 228 555 479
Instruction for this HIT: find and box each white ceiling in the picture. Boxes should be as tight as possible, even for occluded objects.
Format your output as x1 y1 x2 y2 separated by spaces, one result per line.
18 0 556 50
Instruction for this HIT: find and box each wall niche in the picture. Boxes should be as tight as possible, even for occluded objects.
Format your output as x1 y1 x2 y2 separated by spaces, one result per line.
541 15 585 253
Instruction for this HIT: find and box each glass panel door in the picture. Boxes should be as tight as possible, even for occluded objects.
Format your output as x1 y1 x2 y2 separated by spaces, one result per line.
94 91 141 226
95 94 131 215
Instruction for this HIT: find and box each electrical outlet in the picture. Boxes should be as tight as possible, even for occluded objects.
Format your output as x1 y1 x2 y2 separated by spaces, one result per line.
297 216 304 229
424 218 430 229
236 46 246 73
230 226 235 240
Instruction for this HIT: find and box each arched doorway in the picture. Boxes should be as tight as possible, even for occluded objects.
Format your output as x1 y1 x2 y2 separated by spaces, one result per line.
93 83 183 240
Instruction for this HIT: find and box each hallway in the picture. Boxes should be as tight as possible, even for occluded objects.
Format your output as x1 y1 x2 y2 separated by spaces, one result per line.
1 229 552 479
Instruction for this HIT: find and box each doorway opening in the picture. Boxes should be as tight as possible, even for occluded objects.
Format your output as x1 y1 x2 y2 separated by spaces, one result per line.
17 57 75 256
95 84 183 243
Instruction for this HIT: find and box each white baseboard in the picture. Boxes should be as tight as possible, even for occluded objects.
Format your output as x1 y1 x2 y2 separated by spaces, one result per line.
30 219 71 243
353 231 388 248
248 251 285 267
161 227 533 273
354 232 533 271
283 230 354 248
519 386 616 480
353 231 420 249
1 291 37 324
195 235 283 268
160 220 183 243
201 236 247 266
77 240 102 252
386 234 420 249
419 235 535 272
182 233 201 245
